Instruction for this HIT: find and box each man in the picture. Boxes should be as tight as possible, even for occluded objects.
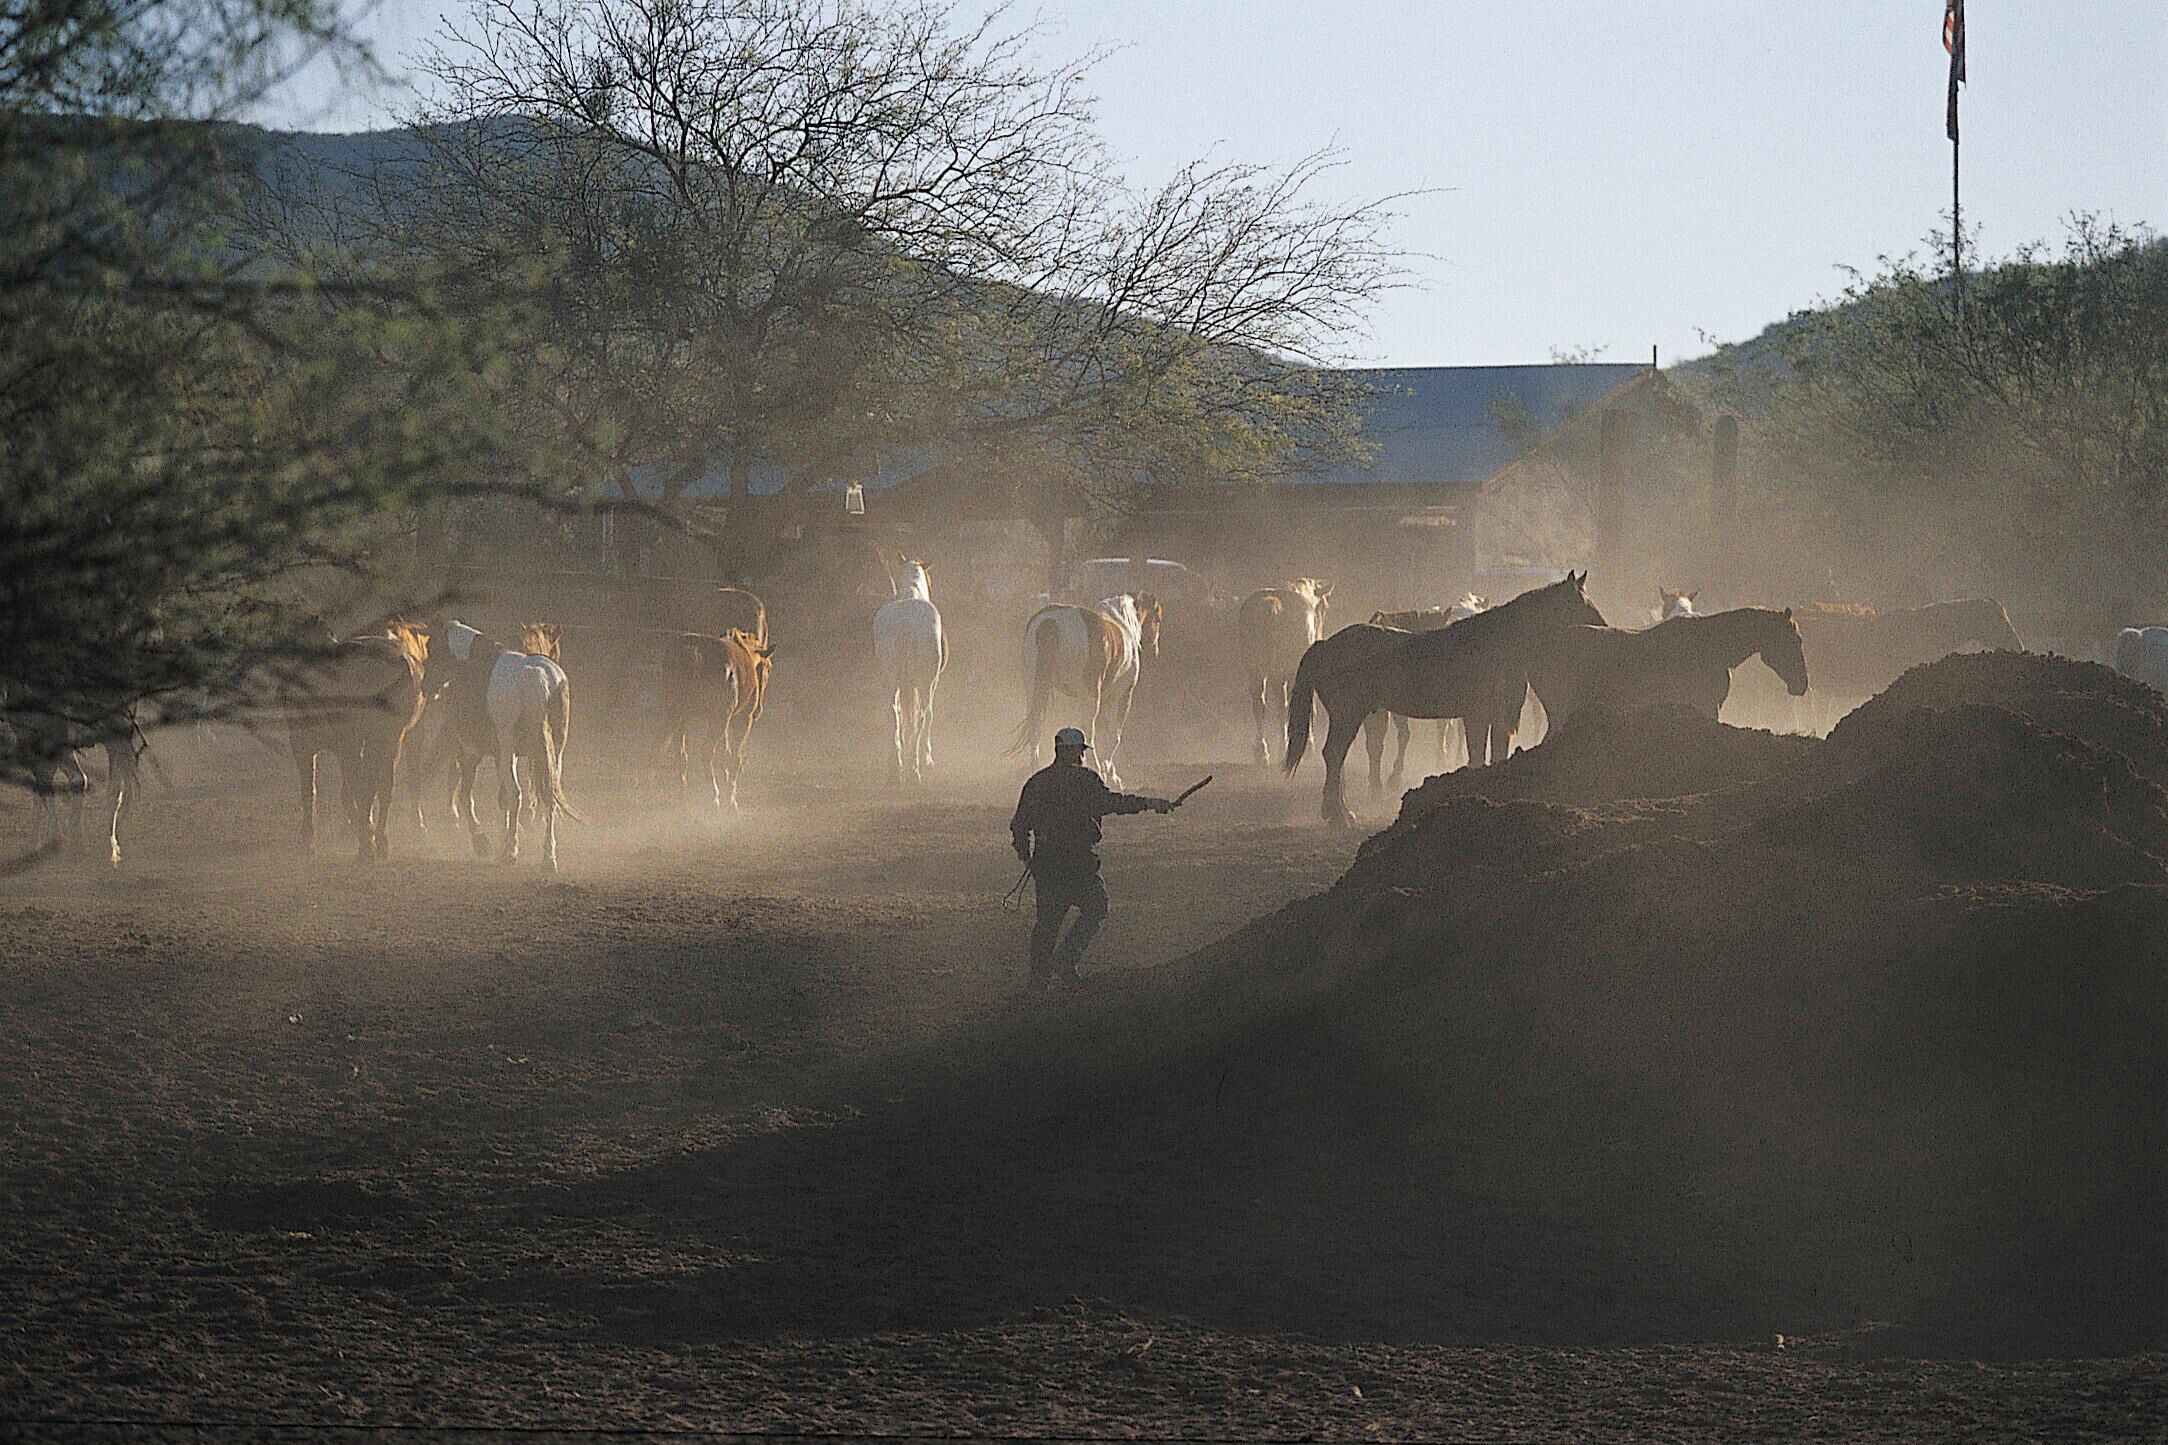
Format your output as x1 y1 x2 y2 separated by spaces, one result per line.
1009 726 1173 989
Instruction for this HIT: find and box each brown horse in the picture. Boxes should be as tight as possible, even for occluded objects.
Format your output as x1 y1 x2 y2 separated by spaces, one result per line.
1367 595 1486 787
1012 593 1163 789
282 619 431 860
1792 598 2023 701
1237 579 1332 767
1528 607 1809 726
1284 573 1606 827
657 628 777 812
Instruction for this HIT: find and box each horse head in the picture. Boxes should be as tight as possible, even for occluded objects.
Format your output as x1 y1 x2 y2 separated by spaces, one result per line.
385 617 432 674
1767 608 1811 696
897 557 933 601
518 621 563 661
426 621 484 698
1134 593 1164 658
1291 577 1333 618
1659 587 1699 620
1547 571 1607 628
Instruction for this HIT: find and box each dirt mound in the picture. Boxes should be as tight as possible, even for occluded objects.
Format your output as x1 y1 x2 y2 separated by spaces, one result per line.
1832 649 2168 785
1766 702 2168 891
1123 651 2168 1348
1394 703 1813 818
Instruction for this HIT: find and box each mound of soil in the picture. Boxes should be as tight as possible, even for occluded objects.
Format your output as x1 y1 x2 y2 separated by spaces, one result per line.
1393 703 1814 817
1118 651 2168 1348
1831 649 2168 785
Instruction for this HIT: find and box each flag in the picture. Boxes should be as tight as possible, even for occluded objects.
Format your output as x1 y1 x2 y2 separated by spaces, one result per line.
1944 0 1966 141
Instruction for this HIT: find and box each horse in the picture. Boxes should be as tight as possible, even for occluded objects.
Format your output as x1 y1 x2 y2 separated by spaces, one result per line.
1237 579 1333 767
871 555 947 784
429 621 578 870
2112 627 2168 694
281 619 431 861
1528 607 1809 726
2 685 146 868
1012 593 1164 789
1793 598 2023 703
1366 594 1488 787
657 628 777 812
1657 587 1700 623
410 621 561 839
1284 572 1606 828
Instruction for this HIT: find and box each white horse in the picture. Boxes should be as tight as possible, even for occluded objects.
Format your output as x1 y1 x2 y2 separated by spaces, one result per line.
434 622 577 871
1653 587 1700 625
2113 626 2168 694
871 555 947 783
1011 593 1163 789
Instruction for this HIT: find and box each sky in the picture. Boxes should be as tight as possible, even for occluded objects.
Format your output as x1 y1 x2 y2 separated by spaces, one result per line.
264 1 2168 368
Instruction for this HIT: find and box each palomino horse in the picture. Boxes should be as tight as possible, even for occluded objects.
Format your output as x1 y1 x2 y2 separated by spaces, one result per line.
871 555 947 784
282 619 431 861
1366 594 1487 787
430 622 578 871
1793 598 2023 705
657 628 777 812
1012 593 1164 789
1285 573 1606 827
1237 579 1333 767
1528 607 1809 726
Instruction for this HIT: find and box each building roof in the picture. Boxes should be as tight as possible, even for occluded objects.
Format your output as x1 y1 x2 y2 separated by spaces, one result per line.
1302 363 1649 487
635 362 1652 500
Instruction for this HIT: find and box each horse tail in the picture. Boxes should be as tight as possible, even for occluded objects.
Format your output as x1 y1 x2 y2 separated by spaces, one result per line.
1283 643 1323 777
1009 614 1061 756
539 678 585 824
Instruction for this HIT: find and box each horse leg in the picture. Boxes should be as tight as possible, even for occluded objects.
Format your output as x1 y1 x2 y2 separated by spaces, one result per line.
1386 712 1410 790
1320 713 1361 829
99 743 133 867
62 753 88 853
888 687 907 785
293 746 317 854
1250 672 1272 769
499 752 521 864
702 723 725 811
369 747 396 861
1364 712 1388 797
918 672 939 776
459 754 489 857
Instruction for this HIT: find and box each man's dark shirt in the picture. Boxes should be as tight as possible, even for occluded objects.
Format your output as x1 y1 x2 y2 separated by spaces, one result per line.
1010 761 1156 873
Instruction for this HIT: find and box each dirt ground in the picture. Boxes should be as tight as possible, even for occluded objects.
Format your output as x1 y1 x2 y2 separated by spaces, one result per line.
3 737 2165 1442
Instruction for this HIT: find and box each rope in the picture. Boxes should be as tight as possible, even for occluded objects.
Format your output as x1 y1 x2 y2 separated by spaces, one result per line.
999 863 1034 912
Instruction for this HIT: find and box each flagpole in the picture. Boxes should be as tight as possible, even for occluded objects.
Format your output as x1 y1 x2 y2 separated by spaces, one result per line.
1945 0 1966 290
1952 122 1962 286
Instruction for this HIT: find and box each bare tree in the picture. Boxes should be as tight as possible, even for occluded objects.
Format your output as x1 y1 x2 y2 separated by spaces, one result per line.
333 0 1403 569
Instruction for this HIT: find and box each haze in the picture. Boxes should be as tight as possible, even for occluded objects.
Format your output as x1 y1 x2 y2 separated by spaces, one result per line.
268 0 2168 367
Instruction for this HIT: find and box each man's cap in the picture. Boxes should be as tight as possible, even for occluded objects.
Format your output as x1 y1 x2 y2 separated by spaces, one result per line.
1053 727 1090 749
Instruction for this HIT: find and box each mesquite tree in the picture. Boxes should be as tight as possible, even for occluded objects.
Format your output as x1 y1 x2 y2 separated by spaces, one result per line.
339 0 1401 566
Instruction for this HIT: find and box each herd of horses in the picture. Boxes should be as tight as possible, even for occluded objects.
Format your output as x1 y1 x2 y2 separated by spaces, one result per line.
2 550 2044 863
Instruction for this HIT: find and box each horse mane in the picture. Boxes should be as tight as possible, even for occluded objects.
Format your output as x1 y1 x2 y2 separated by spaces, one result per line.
1802 601 1877 619
383 617 431 670
518 621 563 660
